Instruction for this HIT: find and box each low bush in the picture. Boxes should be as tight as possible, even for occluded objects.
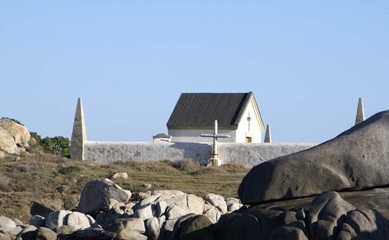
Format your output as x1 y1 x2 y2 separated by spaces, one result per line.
58 165 82 175
40 136 70 158
172 159 201 172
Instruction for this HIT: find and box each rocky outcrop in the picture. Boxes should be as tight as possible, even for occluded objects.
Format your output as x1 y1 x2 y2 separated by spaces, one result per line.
213 191 389 240
239 110 389 204
0 179 238 240
0 178 388 240
0 118 30 154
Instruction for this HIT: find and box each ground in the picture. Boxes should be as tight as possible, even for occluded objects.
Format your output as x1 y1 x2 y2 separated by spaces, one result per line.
0 149 248 223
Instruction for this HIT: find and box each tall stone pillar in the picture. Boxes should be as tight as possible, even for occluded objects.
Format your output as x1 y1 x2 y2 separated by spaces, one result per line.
71 97 87 160
355 97 365 125
264 124 272 143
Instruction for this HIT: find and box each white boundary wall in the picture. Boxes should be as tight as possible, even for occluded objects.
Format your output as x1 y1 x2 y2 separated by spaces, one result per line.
84 141 316 167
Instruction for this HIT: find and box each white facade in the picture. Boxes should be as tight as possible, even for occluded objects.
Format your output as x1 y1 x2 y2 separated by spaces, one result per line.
235 97 264 143
169 96 264 143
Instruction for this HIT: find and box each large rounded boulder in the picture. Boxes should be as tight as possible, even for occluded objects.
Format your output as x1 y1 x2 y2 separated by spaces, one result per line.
78 179 131 215
0 118 31 154
239 110 389 204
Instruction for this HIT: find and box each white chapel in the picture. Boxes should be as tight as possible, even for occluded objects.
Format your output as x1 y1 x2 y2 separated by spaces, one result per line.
166 92 265 143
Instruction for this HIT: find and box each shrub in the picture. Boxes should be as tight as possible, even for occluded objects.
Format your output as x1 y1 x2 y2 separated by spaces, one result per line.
40 136 70 158
58 166 81 175
30 132 42 142
172 159 201 172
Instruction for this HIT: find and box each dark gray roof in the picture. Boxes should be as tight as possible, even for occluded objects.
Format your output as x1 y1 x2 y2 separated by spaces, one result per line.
167 92 253 129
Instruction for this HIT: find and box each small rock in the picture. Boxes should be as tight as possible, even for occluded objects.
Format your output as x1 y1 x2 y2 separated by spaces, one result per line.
158 216 166 228
114 218 147 240
36 227 57 240
161 218 178 238
139 194 161 207
29 215 46 228
166 205 189 220
0 216 16 232
307 192 355 240
203 204 222 224
13 218 23 226
225 198 240 205
8 226 22 236
18 225 37 240
176 215 214 240
95 209 126 231
226 198 241 212
111 172 128 180
185 194 205 215
30 202 53 218
115 230 147 240
336 208 389 239
145 217 160 240
115 218 145 234
123 190 132 201
45 210 71 230
135 205 155 220
205 193 227 214
142 190 186 200
227 202 241 212
0 230 10 240
109 200 125 215
66 212 91 230
56 225 78 236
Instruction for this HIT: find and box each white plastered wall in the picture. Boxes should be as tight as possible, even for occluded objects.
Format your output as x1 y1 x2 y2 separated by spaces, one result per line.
235 98 264 143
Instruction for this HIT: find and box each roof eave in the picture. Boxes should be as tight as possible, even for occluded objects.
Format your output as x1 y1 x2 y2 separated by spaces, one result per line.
167 125 238 130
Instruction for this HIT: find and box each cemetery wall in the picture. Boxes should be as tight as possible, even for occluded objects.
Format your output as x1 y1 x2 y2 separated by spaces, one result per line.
84 141 316 167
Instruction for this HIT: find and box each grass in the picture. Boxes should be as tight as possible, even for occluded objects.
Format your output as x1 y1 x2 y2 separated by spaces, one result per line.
0 151 249 222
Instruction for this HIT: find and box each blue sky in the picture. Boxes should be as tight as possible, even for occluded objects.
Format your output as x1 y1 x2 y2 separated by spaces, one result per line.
1 1 389 143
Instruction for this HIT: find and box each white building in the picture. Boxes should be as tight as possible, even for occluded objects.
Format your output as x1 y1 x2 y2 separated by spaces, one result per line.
167 92 265 143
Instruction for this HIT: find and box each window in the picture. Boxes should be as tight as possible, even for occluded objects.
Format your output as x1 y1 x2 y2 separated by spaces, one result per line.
246 137 252 143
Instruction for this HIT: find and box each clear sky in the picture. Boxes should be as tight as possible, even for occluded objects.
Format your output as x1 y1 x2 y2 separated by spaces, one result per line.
1 1 389 143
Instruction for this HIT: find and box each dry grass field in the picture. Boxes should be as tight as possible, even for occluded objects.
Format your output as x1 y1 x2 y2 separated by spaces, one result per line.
0 150 249 222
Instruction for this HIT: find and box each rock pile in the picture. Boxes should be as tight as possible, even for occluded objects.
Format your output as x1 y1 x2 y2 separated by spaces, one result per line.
0 178 241 240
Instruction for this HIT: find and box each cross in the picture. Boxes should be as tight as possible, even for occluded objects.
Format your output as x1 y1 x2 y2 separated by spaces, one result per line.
201 120 230 166
247 112 251 132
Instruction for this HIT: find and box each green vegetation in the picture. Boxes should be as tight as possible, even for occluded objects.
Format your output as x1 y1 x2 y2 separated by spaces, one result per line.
30 131 42 143
58 165 82 175
39 136 70 158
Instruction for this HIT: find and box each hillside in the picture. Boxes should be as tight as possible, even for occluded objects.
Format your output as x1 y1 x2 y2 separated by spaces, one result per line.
0 150 248 223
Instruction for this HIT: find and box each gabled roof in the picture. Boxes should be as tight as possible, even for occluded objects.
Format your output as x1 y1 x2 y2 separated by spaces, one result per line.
167 92 262 129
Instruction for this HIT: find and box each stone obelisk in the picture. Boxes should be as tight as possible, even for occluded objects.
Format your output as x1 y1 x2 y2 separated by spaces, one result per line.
264 124 272 143
355 97 365 125
71 97 87 160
